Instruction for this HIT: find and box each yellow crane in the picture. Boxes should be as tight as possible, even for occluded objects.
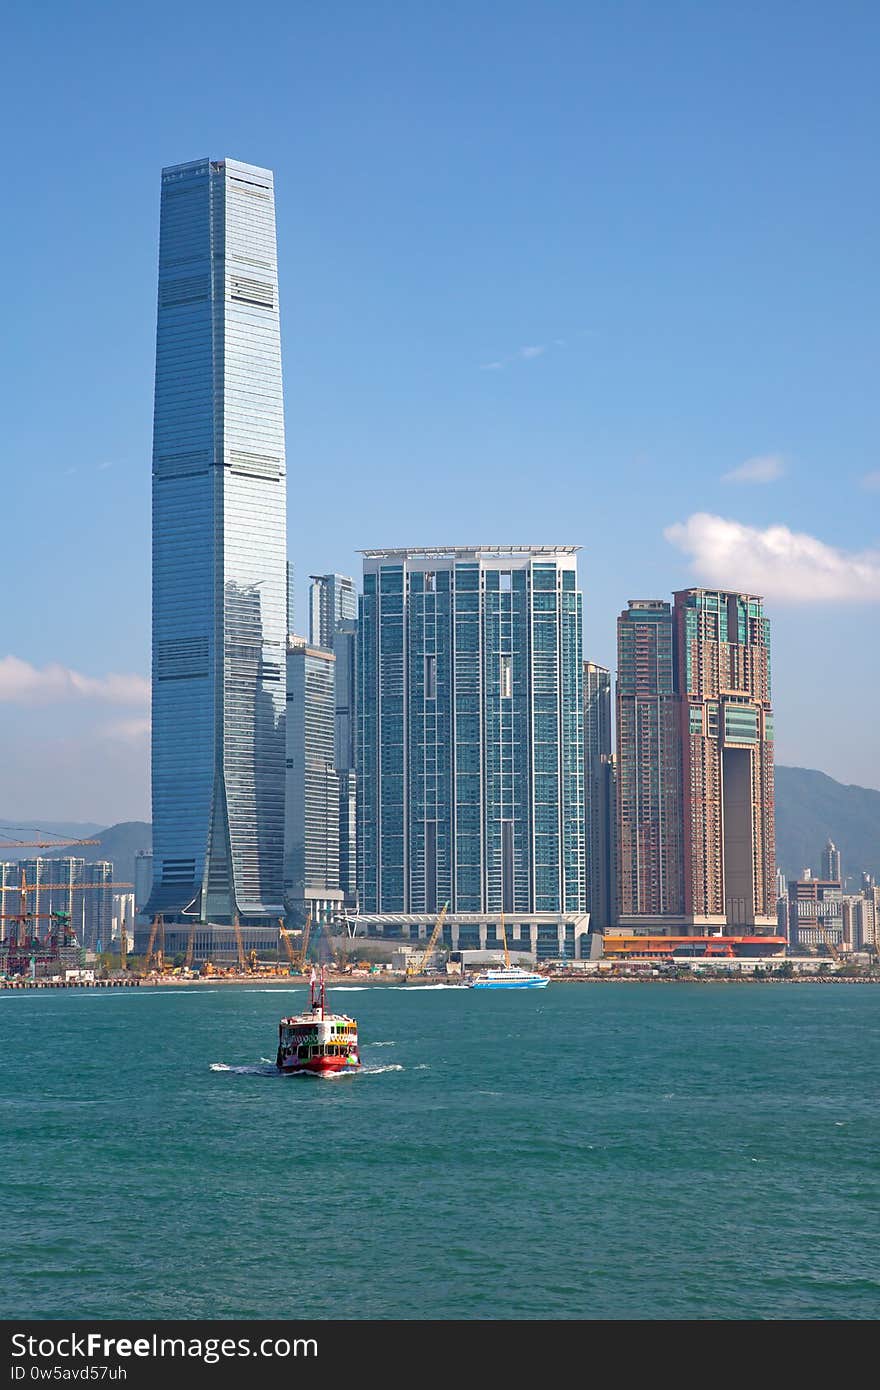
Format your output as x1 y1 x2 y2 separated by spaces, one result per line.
500 911 511 968
278 918 296 970
298 913 312 972
277 913 312 972
406 902 449 978
183 921 196 971
815 924 842 963
144 914 165 972
232 913 247 971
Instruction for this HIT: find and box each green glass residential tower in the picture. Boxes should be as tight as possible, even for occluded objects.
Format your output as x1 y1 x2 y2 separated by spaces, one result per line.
357 547 585 917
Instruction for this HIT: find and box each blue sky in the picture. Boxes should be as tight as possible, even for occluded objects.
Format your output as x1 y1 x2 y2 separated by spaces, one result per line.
1 0 878 823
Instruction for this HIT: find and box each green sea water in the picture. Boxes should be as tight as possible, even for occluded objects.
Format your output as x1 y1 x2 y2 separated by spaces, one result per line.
1 981 877 1321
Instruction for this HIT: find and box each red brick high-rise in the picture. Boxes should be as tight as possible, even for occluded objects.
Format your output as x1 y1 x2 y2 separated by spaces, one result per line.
615 589 776 933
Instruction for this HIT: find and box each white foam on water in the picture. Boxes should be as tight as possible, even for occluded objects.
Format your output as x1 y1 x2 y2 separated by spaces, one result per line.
210 1062 278 1076
369 1041 396 1047
387 983 460 991
360 1063 404 1075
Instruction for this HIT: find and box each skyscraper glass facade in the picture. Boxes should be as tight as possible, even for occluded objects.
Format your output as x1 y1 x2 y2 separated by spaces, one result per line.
148 158 287 923
584 661 614 926
284 639 342 923
357 547 585 916
309 573 357 650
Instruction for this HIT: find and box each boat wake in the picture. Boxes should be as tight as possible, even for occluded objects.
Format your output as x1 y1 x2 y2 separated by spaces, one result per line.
209 1062 278 1076
209 1060 405 1079
388 983 462 991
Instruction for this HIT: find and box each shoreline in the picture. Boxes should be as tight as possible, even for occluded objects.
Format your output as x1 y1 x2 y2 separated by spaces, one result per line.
3 971 878 990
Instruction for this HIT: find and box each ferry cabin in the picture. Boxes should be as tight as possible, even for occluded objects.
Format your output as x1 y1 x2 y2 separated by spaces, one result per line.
278 1016 358 1065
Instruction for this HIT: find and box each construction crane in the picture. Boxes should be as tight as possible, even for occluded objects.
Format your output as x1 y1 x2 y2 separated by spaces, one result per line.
0 826 101 850
144 914 165 972
232 913 247 971
406 902 449 977
22 880 132 894
2 869 131 947
502 912 513 968
278 919 297 972
183 921 195 971
298 913 312 971
814 924 842 962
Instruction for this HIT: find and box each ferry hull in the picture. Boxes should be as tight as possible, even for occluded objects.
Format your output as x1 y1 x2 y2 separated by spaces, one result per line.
470 977 548 989
278 1056 361 1077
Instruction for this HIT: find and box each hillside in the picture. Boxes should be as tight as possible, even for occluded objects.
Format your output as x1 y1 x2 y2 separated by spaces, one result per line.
35 821 152 887
3 766 877 894
0 820 104 843
775 766 880 886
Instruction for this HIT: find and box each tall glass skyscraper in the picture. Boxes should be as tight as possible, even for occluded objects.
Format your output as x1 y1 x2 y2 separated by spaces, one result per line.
147 158 287 924
357 547 585 918
284 638 342 925
583 661 616 929
309 573 357 650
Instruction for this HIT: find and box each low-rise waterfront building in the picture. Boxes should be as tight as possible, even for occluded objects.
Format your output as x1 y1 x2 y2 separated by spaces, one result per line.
352 911 591 961
786 876 844 951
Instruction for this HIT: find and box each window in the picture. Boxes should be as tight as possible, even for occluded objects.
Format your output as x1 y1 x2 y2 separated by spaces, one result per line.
425 654 437 700
500 655 512 699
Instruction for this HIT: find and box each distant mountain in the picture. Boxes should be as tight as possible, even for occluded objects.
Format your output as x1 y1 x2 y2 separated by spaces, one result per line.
0 820 104 844
775 766 880 886
21 821 152 888
3 765 876 896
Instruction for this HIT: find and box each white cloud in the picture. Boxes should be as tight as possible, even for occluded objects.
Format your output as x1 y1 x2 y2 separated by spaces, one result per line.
860 470 880 492
478 340 558 370
664 513 880 602
722 454 786 485
97 461 114 471
0 656 149 706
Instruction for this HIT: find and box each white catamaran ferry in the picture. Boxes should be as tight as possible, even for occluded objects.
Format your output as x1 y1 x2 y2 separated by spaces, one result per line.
467 917 549 989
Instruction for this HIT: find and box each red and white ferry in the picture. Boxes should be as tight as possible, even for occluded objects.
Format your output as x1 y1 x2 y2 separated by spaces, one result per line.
276 968 361 1077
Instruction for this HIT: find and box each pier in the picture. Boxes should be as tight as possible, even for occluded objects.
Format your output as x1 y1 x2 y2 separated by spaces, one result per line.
0 978 142 990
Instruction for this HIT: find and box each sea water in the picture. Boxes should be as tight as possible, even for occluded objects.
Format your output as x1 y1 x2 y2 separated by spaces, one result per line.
1 982 877 1320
